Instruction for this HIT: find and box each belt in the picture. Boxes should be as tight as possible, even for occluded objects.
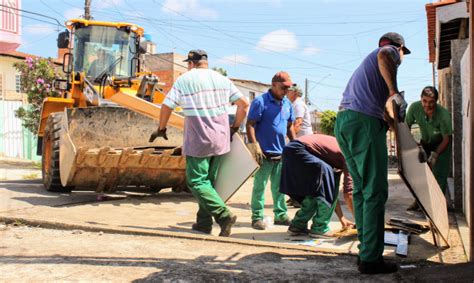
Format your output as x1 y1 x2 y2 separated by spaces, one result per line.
264 153 282 161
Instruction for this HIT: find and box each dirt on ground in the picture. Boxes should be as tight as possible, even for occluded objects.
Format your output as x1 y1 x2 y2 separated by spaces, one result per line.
2 222 474 282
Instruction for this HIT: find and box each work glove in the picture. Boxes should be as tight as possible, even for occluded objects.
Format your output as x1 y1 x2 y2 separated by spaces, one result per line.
246 142 264 165
149 128 168 142
418 146 428 163
427 151 439 168
230 126 239 142
386 91 408 121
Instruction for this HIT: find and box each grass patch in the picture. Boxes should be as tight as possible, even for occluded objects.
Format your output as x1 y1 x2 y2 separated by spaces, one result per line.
22 173 40 180
32 161 42 169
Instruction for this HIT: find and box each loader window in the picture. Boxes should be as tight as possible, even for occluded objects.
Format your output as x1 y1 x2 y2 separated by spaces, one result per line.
73 25 138 80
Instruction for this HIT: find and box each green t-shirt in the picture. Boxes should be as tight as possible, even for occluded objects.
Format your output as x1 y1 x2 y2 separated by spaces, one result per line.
405 101 453 145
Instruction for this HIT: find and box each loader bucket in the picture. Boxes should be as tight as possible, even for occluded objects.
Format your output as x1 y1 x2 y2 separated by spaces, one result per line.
58 107 186 192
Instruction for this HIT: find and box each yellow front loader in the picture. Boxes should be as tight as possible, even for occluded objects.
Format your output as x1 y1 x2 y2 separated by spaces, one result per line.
38 19 186 193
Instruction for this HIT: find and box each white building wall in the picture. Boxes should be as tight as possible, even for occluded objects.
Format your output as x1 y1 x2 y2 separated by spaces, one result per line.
461 46 470 225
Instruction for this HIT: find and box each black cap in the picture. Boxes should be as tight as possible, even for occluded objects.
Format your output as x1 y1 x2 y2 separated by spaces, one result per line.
183 49 208 62
379 32 411 55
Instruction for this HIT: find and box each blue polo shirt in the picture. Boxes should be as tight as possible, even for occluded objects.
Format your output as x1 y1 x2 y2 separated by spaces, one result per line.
248 91 295 155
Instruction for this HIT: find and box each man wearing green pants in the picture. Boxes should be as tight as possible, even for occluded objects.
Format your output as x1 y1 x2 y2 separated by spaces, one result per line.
405 86 452 209
280 135 355 238
246 71 296 230
335 33 410 274
150 50 249 237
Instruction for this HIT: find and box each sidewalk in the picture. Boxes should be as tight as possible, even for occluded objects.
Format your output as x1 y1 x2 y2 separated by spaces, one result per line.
0 157 467 264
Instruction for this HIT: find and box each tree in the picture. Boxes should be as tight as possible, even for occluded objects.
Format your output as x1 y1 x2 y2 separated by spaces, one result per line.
14 57 62 134
320 110 337 136
212 67 227 76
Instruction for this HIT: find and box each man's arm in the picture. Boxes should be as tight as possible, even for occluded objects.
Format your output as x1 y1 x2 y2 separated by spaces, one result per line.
287 122 296 141
246 120 258 143
378 47 400 96
158 104 173 130
231 97 249 128
436 135 452 156
293 118 303 134
334 201 355 229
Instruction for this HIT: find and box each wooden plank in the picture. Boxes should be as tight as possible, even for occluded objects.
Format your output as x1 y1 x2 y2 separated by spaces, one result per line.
215 134 259 203
109 92 185 130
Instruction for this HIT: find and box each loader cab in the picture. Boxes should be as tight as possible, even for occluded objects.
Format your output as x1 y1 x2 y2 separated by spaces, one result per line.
69 23 141 82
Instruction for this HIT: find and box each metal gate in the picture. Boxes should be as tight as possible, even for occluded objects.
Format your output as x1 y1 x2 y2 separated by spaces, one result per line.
0 100 24 158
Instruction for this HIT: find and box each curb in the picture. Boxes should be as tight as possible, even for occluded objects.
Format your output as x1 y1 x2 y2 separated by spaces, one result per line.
0 215 354 257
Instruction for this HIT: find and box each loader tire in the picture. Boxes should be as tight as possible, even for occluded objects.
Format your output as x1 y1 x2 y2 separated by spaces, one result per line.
42 112 73 193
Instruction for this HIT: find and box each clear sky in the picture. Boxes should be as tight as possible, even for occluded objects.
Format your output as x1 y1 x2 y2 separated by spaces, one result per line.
18 0 434 111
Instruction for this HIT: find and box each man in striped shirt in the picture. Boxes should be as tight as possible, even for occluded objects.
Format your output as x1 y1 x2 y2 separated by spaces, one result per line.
150 50 249 237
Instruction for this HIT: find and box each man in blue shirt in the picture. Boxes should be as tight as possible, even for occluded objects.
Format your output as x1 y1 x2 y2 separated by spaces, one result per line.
335 32 409 274
246 71 296 230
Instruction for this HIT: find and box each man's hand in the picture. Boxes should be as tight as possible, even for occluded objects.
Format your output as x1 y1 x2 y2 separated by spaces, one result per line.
149 128 168 142
418 146 428 163
428 151 439 168
230 126 239 142
246 142 264 165
340 216 355 230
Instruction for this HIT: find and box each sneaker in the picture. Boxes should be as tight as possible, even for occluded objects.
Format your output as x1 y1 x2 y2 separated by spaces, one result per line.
274 217 291 226
287 224 309 236
218 214 237 237
309 230 336 239
251 219 266 230
191 223 212 234
358 259 398 274
406 201 420 211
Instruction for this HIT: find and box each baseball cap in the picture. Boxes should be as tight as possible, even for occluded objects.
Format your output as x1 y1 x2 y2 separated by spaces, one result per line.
379 32 411 55
183 49 208 62
288 84 302 95
272 71 294 87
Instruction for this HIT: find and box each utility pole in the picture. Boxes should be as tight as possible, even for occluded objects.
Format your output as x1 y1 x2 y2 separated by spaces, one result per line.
84 0 91 20
305 78 309 105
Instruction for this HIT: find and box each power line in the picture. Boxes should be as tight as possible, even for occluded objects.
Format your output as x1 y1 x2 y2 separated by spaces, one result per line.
0 4 64 27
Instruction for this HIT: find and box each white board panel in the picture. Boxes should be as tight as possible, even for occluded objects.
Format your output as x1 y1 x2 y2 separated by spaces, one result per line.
396 122 449 244
215 134 259 203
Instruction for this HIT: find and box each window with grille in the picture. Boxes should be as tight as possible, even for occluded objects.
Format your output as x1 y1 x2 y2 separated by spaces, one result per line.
15 74 21 93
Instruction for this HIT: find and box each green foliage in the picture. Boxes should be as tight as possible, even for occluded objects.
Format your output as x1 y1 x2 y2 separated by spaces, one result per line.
320 110 337 136
13 57 62 133
212 67 228 76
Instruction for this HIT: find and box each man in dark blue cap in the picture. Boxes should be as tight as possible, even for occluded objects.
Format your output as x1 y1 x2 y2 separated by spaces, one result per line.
334 32 410 274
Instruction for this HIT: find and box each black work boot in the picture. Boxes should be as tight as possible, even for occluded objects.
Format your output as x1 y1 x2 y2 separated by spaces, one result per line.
191 223 212 234
358 259 398 274
218 214 237 237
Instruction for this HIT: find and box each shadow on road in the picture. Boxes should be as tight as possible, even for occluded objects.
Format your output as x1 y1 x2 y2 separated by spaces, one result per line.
1 252 463 281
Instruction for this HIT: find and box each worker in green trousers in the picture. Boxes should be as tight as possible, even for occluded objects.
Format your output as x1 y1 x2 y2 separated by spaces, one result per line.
334 32 411 274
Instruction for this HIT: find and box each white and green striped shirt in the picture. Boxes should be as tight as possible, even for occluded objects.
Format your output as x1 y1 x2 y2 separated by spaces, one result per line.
164 68 243 157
